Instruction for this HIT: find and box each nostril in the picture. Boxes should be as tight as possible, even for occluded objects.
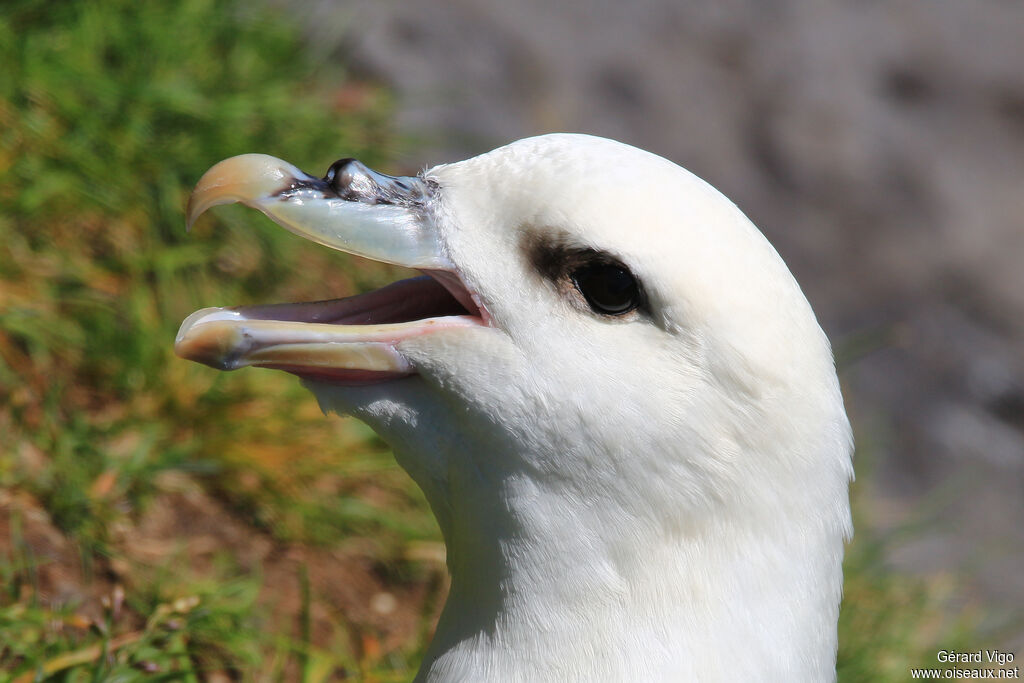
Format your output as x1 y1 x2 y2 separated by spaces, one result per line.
318 158 431 207
324 158 359 191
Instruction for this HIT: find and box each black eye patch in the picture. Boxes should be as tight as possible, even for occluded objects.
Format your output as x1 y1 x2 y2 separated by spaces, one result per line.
521 231 646 318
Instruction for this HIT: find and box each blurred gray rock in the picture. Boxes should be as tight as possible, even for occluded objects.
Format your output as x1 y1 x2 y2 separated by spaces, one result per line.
294 0 1024 645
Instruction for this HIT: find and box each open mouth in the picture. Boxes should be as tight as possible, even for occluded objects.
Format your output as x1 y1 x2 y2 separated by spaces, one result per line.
174 154 487 385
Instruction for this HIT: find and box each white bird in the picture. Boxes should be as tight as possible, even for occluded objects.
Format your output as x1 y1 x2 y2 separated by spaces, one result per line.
176 134 853 683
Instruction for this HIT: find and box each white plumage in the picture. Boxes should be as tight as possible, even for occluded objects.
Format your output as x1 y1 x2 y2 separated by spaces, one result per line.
178 134 853 682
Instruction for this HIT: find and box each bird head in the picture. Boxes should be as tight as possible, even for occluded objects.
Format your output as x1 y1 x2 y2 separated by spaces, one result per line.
177 134 854 680
177 134 851 534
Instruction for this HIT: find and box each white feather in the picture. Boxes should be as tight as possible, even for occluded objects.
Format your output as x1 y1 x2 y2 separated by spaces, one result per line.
311 134 853 683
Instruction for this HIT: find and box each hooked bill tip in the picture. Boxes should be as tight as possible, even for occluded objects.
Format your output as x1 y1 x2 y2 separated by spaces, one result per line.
185 153 304 230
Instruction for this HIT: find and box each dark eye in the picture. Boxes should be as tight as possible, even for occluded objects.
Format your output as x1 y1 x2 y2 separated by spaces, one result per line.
571 263 641 315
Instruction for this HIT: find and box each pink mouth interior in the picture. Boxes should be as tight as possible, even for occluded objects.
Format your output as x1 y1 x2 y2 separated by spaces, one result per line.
234 274 480 386
232 274 473 326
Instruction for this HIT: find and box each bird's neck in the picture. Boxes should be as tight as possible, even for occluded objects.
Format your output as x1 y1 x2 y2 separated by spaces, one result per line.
415 474 845 683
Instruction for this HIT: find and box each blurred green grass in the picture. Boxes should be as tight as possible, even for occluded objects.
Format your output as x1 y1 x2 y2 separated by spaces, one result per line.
0 0 439 678
0 0 980 680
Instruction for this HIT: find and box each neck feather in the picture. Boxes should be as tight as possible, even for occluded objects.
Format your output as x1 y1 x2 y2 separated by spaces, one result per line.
416 471 846 683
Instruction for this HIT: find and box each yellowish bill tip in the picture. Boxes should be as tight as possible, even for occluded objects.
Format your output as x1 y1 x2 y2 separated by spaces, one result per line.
185 153 302 230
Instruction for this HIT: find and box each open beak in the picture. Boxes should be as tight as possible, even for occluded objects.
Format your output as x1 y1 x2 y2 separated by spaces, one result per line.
175 154 485 385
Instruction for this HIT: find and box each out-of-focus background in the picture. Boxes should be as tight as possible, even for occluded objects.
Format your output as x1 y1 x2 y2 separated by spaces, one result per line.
1 0 1020 680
